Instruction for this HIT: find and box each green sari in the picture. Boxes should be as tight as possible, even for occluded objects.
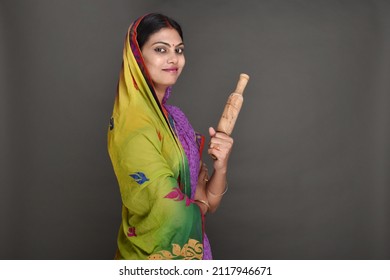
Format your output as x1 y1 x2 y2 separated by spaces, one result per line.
107 16 204 260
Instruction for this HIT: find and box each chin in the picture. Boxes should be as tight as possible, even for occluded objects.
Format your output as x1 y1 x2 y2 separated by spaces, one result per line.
166 78 179 86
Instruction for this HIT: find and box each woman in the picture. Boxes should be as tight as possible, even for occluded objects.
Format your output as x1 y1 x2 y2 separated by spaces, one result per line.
108 13 233 260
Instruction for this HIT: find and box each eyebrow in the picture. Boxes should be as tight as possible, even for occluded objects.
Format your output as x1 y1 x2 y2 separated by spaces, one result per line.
152 41 184 47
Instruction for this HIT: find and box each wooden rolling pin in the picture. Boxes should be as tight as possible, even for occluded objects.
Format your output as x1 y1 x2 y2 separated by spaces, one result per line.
217 73 249 135
211 73 249 160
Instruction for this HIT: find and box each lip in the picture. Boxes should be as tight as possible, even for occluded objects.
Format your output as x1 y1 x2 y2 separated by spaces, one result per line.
162 68 179 73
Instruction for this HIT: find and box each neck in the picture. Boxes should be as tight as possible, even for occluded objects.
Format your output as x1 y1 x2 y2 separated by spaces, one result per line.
155 86 168 104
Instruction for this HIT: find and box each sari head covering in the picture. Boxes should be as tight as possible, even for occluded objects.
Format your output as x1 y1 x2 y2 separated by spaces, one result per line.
108 14 211 259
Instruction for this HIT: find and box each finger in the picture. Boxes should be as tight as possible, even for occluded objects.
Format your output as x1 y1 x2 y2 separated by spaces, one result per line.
208 147 217 160
209 127 216 137
212 133 234 143
209 140 233 152
208 148 223 159
201 167 209 181
209 138 226 146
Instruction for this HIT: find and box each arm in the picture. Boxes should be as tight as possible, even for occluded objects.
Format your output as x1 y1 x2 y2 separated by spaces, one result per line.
195 127 233 213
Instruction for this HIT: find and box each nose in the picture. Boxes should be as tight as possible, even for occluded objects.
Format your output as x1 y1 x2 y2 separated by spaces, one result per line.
167 53 178 64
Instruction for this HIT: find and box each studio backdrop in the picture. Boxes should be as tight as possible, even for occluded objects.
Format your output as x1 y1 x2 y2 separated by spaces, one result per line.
0 0 389 259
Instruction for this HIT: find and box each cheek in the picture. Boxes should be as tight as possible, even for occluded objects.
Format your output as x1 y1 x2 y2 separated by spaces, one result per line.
142 57 153 72
180 57 186 68
149 56 164 70
142 52 159 71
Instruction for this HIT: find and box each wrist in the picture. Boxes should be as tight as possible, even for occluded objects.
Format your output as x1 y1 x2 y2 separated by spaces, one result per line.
208 182 228 197
213 167 227 175
194 199 209 215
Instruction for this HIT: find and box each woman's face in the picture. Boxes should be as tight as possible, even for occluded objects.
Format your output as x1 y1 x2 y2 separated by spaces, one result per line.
141 28 185 94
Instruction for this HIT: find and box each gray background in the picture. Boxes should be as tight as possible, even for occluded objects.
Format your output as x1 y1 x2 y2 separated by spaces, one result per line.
1 0 389 259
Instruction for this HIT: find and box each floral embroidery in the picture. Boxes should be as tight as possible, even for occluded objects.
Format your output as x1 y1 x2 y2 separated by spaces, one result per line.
129 172 149 185
148 239 203 260
164 187 192 206
127 227 136 237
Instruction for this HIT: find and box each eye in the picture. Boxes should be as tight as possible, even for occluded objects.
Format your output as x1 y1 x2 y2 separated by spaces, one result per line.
154 47 166 53
175 48 184 55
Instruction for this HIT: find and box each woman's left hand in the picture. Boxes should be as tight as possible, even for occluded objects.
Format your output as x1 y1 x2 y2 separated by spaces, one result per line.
194 161 209 200
194 162 210 215
208 127 234 172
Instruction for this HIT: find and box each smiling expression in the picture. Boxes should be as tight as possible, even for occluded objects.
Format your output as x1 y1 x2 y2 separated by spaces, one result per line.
141 28 185 102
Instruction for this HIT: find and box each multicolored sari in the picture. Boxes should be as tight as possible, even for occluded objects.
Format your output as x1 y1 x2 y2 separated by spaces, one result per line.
108 16 210 260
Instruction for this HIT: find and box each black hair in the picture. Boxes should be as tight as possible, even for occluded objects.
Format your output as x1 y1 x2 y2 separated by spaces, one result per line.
136 13 183 50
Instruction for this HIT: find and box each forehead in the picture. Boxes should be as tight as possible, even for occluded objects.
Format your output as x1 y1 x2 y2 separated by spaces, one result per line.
146 28 183 45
